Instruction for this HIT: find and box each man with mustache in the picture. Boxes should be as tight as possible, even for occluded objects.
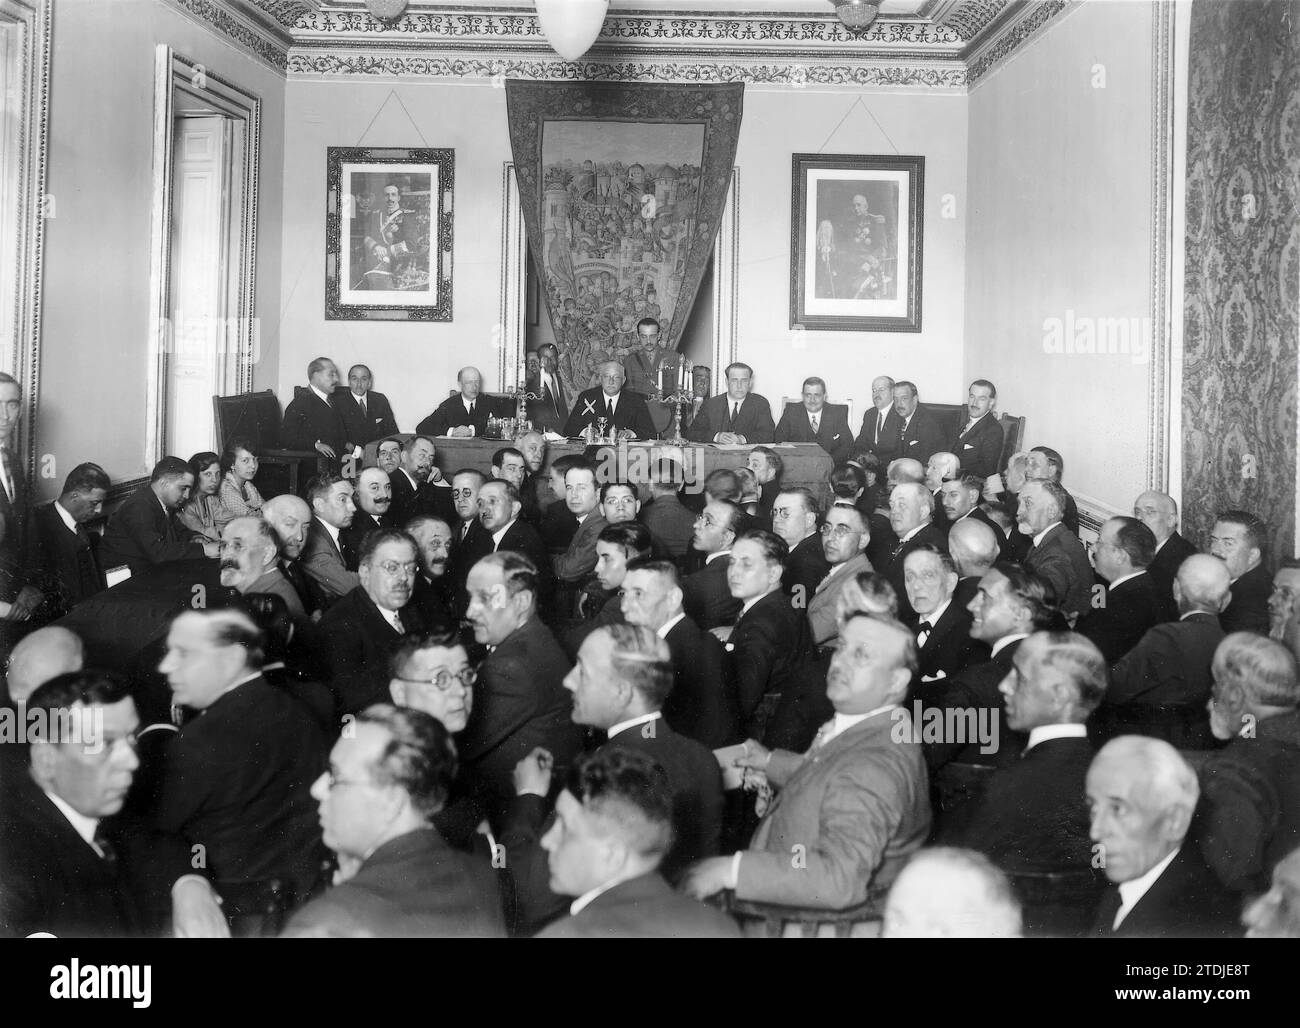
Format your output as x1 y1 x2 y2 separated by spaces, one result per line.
218 516 306 621
342 467 393 557
406 515 456 629
319 529 429 716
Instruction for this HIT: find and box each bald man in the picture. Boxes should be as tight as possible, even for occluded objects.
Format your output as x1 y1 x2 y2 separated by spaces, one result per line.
417 366 508 438
948 516 1001 609
562 360 657 440
1104 555 1230 744
855 375 903 462
1088 736 1238 937
4 626 84 705
884 847 1022 938
1134 490 1198 617
263 493 315 615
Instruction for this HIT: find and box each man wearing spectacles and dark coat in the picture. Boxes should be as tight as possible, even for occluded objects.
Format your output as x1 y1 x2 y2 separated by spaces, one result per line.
320 529 429 717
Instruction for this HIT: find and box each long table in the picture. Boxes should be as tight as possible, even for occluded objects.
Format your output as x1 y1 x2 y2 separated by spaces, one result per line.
366 437 835 500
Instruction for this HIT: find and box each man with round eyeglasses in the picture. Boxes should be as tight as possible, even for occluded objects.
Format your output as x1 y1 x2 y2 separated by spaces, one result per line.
319 529 430 716
806 503 872 649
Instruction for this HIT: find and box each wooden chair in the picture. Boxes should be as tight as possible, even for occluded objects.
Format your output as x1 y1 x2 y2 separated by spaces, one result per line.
212 390 317 498
726 889 887 938
779 397 856 439
921 402 1026 475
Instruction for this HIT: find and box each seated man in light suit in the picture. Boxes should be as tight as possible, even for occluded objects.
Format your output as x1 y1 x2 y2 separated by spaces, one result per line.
774 376 853 464
685 362 776 445
536 749 740 938
682 612 930 912
562 360 657 441
806 503 873 649
1087 736 1239 938
300 473 360 612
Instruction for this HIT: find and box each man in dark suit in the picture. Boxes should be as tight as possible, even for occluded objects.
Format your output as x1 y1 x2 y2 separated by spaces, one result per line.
300 473 360 612
526 343 569 435
1019 479 1092 625
892 381 947 467
281 706 506 937
417 366 508 438
948 379 1004 479
155 609 328 930
319 529 428 715
685 362 776 445
1 669 227 938
1024 446 1081 535
1133 490 1198 617
1087 736 1239 938
722 531 810 739
388 436 454 528
947 516 1002 610
280 356 353 466
1197 633 1300 895
551 463 607 587
943 632 1106 878
24 461 110 617
903 545 988 697
0 371 40 623
881 482 947 622
341 466 393 556
219 516 307 622
639 460 696 566
942 475 1009 562
1108 553 1229 709
1078 516 1164 662
262 493 316 616
533 749 739 938
772 487 829 602
855 375 903 462
562 360 657 440
680 499 743 630
922 562 1052 773
458 551 583 812
746 447 783 517
405 514 456 628
475 480 551 603
774 376 853 464
99 457 218 576
620 560 740 748
1210 510 1272 635
334 364 398 448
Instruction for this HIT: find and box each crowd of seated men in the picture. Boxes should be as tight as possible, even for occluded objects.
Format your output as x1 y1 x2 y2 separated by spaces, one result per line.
2 350 1299 941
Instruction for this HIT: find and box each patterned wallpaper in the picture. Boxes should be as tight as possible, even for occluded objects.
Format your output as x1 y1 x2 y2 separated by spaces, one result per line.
1183 0 1300 560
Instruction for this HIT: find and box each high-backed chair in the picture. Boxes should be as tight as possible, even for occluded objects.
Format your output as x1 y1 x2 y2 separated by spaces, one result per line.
212 390 317 498
918 403 1025 475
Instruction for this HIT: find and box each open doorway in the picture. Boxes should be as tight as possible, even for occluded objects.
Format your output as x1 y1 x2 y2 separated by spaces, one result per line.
146 47 260 464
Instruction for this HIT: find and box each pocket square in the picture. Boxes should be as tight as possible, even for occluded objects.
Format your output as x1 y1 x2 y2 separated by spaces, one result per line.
725 643 735 653
963 443 974 449
832 434 841 440
908 440 918 446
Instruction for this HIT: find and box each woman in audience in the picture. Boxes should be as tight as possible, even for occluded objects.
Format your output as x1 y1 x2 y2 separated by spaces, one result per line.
178 451 223 543
218 437 263 524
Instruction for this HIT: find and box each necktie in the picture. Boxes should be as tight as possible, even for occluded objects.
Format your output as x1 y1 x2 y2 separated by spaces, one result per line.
93 826 117 867
0 448 13 503
810 413 820 433
731 402 740 426
917 621 933 648
469 400 475 417
606 398 615 420
360 395 368 418
461 521 471 542
389 611 405 635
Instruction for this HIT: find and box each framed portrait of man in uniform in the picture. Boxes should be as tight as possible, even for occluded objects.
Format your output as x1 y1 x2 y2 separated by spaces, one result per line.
326 147 454 321
789 153 923 333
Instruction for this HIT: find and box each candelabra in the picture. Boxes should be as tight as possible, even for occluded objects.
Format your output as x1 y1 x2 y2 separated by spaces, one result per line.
651 355 695 446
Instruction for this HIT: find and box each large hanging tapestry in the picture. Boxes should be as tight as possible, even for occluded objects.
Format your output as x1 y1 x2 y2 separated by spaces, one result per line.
506 81 744 399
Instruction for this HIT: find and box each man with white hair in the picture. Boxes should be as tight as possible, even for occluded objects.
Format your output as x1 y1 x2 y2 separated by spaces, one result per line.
218 516 305 620
4 625 84 704
1242 846 1300 937
1196 632 1300 894
417 366 507 438
562 360 656 440
883 847 1022 938
924 451 961 496
1087 736 1238 937
1134 490 1197 617
1018 479 1091 625
882 482 946 622
947 516 1001 609
262 493 315 615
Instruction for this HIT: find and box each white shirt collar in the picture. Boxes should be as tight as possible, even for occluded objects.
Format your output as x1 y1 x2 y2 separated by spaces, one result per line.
1154 535 1172 554
822 705 895 746
44 789 99 848
705 549 730 565
991 632 1029 658
657 612 687 639
310 384 332 405
570 877 628 917
1032 521 1063 548
603 391 621 408
399 468 420 489
901 522 929 544
380 606 404 632
916 598 951 629
1026 722 1087 751
491 519 518 549
463 395 477 413
1180 610 1210 621
54 500 79 534
740 588 778 618
575 510 595 526
607 711 661 740
319 518 342 547
351 390 368 401
1115 847 1182 928
1107 570 1146 590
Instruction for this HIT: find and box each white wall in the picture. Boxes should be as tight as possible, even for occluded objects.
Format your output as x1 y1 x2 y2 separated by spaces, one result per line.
38 0 284 497
277 79 969 430
964 1 1156 515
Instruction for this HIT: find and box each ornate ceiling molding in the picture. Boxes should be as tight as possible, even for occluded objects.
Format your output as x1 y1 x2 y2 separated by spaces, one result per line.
172 0 1075 88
